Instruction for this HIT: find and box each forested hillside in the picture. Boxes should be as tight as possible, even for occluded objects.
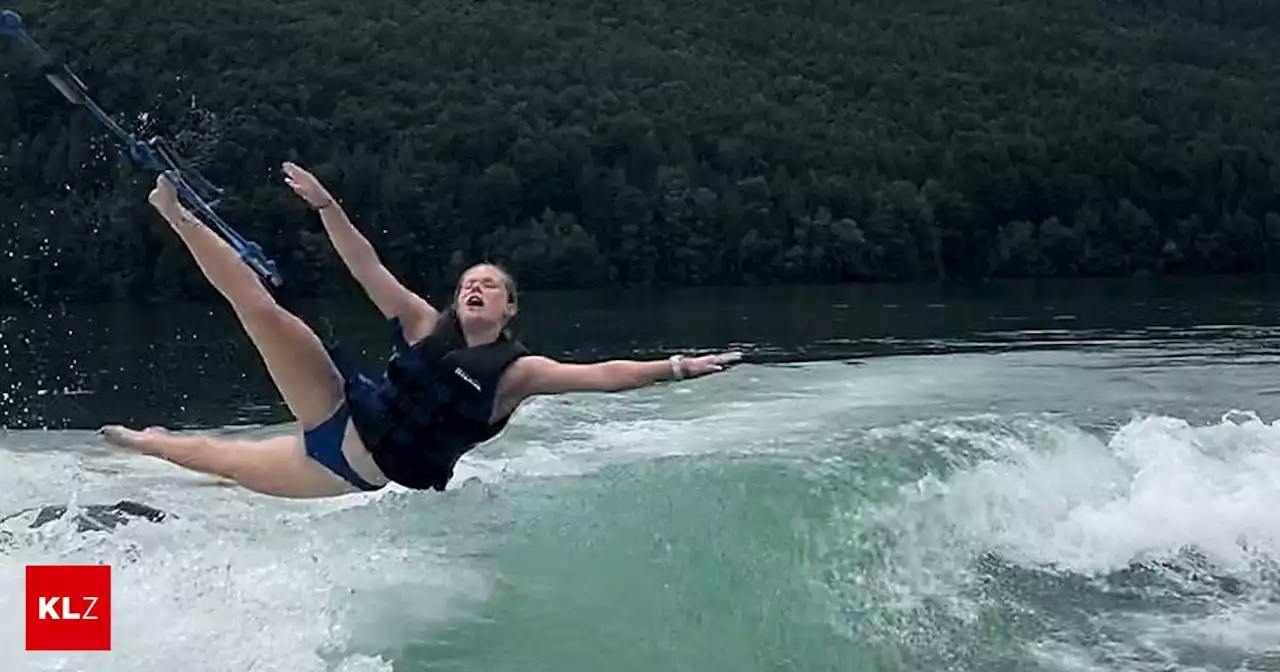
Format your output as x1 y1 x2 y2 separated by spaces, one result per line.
2 0 1279 304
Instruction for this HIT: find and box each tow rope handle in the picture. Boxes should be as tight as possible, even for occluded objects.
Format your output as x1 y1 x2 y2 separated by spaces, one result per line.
0 9 284 288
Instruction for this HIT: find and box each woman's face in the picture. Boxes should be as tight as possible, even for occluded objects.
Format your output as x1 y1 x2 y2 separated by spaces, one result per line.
455 264 514 328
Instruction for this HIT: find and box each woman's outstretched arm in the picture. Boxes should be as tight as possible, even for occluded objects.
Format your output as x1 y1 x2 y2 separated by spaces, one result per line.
510 351 743 398
282 161 437 338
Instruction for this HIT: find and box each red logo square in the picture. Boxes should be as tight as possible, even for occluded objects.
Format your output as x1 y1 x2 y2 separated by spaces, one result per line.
25 564 112 651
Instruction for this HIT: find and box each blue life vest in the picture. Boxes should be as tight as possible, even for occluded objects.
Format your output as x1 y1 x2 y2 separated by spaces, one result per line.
333 310 530 491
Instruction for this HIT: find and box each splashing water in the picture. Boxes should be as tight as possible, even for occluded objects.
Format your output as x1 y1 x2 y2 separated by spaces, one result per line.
825 409 1280 672
4 296 1280 670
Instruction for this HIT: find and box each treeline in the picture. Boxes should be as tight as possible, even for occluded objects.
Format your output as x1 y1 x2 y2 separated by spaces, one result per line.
3 0 1280 305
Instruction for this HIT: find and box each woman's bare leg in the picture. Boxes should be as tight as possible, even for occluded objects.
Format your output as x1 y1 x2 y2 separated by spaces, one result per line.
101 176 360 498
102 426 354 498
148 179 343 428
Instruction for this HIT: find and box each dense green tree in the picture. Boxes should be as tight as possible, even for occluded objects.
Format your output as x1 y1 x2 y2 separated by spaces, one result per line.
3 0 1280 305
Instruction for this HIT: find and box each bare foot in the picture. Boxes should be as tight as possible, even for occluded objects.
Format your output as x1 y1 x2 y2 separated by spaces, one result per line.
99 425 168 454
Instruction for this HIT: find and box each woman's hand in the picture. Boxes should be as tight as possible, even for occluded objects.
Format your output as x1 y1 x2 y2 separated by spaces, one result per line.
282 161 335 210
680 351 743 378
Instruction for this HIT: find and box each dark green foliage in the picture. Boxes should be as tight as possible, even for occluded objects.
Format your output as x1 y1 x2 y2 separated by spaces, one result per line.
2 0 1280 304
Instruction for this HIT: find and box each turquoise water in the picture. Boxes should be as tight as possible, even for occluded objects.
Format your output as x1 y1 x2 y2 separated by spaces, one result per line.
4 286 1280 671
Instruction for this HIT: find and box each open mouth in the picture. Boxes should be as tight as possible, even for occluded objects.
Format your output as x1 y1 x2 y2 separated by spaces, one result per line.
465 294 484 307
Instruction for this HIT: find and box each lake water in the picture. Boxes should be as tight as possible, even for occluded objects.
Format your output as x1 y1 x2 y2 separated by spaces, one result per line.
3 276 1280 671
